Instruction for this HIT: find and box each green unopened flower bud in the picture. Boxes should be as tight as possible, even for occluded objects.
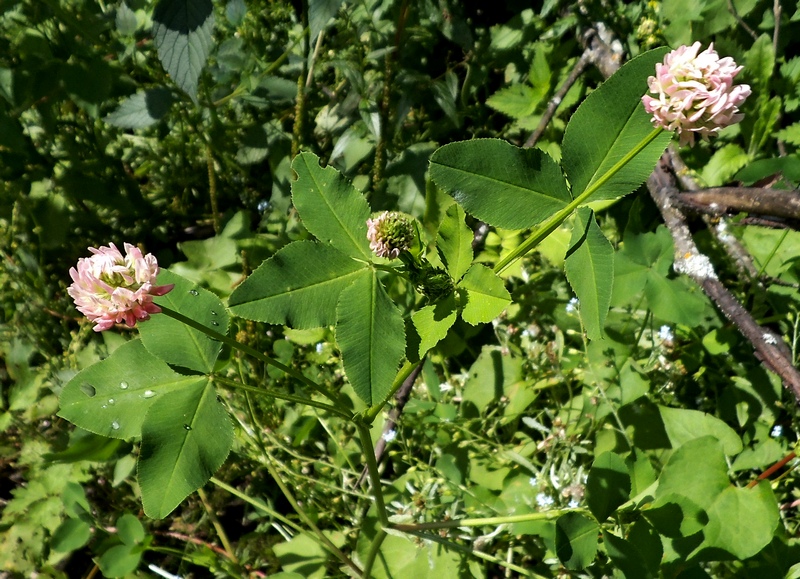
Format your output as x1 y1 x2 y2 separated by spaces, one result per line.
366 211 414 259
419 268 454 302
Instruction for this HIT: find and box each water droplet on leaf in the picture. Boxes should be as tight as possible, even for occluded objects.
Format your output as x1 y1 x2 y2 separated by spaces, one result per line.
189 289 199 296
142 390 156 399
80 383 96 397
120 381 129 390
211 321 219 326
210 310 217 316
183 424 192 431
108 398 115 405
111 421 120 430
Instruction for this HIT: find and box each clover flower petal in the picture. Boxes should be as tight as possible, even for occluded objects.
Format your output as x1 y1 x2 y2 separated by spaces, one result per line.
68 242 174 332
642 42 751 146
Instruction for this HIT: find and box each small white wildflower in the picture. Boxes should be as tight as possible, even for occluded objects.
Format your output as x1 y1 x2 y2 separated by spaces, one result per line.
439 382 453 393
674 253 718 280
536 493 555 508
763 332 778 345
382 429 397 443
315 342 324 354
658 325 674 346
568 499 580 509
771 425 783 438
566 297 580 314
528 476 539 487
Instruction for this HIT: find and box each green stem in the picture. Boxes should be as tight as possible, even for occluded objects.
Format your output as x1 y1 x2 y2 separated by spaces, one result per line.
210 476 305 534
213 26 309 107
757 228 788 278
494 127 664 274
159 306 341 405
197 487 239 564
356 422 390 527
391 508 577 532
362 528 388 578
213 375 352 420
363 360 419 423
398 529 544 578
264 458 363 576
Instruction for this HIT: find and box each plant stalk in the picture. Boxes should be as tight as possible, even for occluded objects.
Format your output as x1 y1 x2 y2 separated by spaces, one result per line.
494 127 664 273
213 375 352 420
159 306 342 405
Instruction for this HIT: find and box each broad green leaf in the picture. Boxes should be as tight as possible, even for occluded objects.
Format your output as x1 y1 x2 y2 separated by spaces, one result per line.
140 269 229 374
229 241 366 328
659 406 743 456
104 89 174 129
116 514 145 545
437 203 473 282
643 274 707 325
655 437 729 510
152 0 215 103
564 209 613 340
586 451 631 521
51 518 91 552
291 152 372 260
486 84 540 118
462 347 523 411
138 380 233 518
335 270 406 405
309 0 345 42
116 2 138 35
561 47 672 202
458 265 511 325
698 483 779 559
429 139 571 230
59 339 206 440
603 532 654 579
98 543 143 578
644 492 708 538
411 296 458 357
744 34 775 95
555 512 599 570
775 121 800 147
701 143 749 187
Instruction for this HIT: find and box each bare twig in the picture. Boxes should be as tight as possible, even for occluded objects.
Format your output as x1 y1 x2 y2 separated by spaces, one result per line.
648 158 800 402
678 187 800 221
773 0 782 55
524 50 592 148
727 0 759 40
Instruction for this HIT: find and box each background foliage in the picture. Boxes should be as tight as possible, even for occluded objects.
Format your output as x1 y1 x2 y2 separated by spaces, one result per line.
3 0 800 576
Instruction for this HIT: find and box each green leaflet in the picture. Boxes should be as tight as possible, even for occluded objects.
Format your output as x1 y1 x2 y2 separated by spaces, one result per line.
429 138 571 230
152 0 214 103
58 339 206 440
228 241 366 328
335 269 406 405
138 380 233 518
140 269 229 374
458 264 511 326
291 152 372 261
562 47 672 202
555 512 599 570
436 203 473 282
411 296 458 359
564 209 613 340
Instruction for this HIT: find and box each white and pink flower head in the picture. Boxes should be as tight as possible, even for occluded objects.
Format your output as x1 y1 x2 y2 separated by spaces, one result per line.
68 242 174 332
366 211 414 260
642 42 751 146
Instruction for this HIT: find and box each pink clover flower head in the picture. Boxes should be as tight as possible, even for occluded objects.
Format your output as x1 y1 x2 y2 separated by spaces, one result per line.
366 211 414 260
67 242 174 332
642 42 751 146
